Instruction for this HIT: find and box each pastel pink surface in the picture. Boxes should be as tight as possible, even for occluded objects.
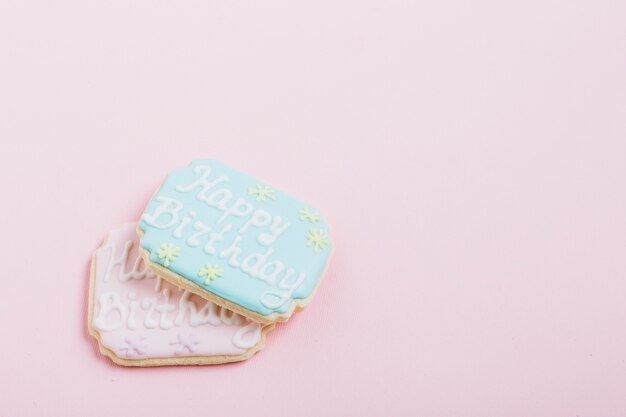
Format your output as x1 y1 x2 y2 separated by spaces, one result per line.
0 1 625 417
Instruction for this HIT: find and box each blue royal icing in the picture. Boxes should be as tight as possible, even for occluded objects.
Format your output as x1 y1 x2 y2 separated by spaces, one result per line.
138 160 332 317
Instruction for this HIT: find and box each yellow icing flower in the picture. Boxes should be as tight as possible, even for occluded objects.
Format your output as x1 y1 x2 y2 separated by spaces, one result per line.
198 263 224 285
306 229 329 254
298 207 321 223
247 184 276 202
156 243 180 267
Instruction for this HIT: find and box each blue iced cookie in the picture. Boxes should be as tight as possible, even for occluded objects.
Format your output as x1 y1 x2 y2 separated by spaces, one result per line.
138 160 332 324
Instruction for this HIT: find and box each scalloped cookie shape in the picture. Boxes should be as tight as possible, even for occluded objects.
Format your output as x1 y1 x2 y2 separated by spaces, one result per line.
138 160 333 324
88 223 272 366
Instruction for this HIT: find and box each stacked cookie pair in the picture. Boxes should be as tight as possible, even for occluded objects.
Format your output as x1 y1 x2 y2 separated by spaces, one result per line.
88 160 332 366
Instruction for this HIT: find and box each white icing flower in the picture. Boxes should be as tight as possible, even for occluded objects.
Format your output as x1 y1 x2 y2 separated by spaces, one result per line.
170 333 200 355
119 336 148 357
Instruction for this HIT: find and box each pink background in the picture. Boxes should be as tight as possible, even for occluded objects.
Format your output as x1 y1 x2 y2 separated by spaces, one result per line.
1 1 625 416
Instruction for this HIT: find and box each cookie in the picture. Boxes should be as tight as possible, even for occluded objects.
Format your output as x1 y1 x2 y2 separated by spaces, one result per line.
88 223 272 366
138 160 332 324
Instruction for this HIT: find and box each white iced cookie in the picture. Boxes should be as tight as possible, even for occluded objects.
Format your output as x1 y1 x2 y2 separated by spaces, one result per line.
88 223 272 366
